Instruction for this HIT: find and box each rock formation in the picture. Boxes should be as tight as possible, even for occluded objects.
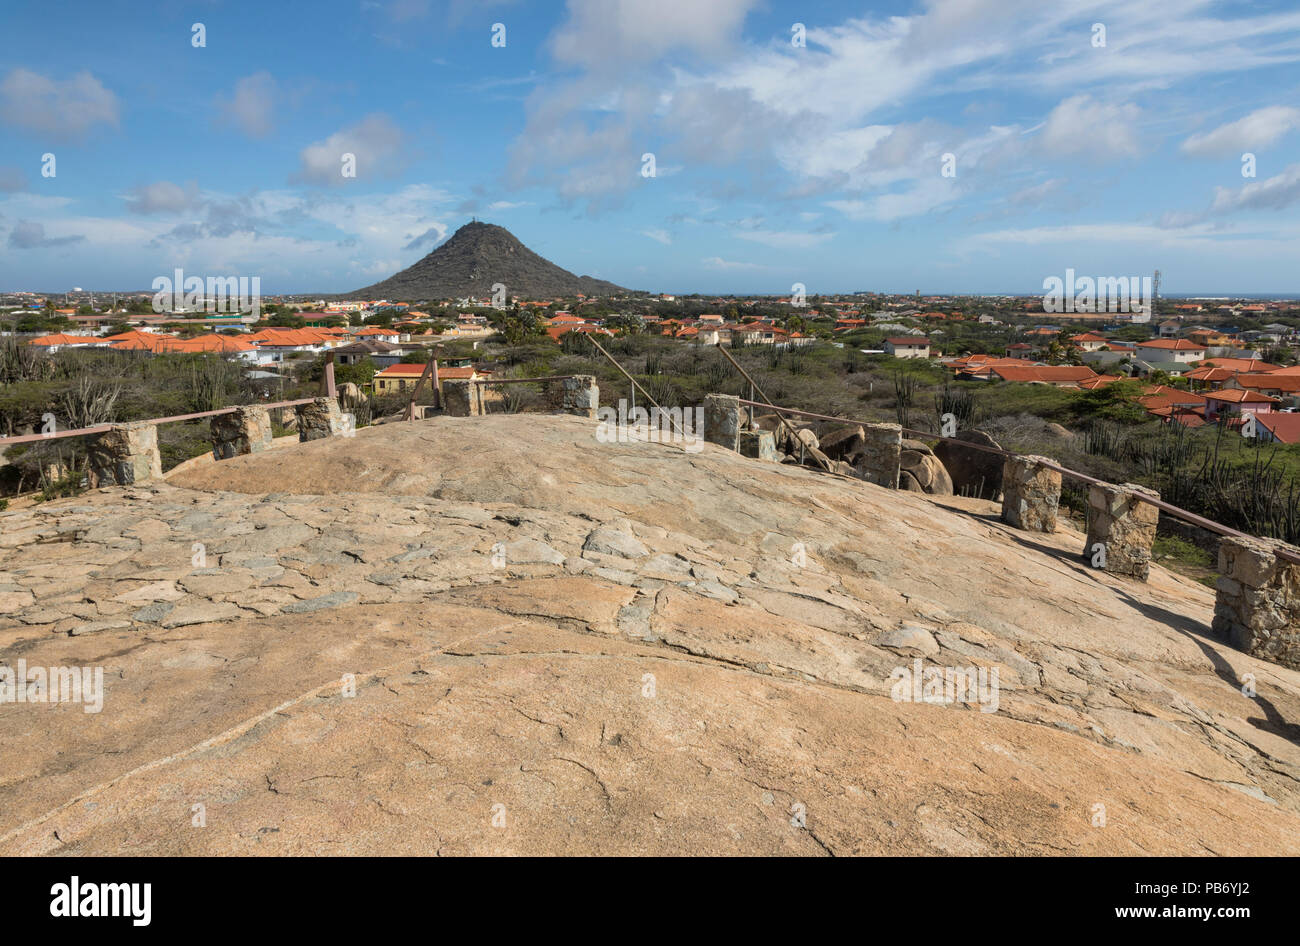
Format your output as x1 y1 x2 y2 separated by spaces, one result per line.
1 414 1297 855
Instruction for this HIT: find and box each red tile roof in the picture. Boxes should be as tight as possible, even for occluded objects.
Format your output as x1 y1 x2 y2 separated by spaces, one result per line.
1255 413 1300 443
989 365 1098 383
1204 388 1279 404
1137 339 1207 352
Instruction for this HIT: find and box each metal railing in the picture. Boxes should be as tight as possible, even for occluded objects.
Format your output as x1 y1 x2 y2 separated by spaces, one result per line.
737 396 1300 568
0 398 316 448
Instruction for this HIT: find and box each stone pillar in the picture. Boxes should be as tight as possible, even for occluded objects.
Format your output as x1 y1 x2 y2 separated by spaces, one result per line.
738 429 778 461
86 422 161 487
561 375 599 419
1000 455 1060 532
295 396 346 441
442 380 481 417
1085 482 1159 580
1213 537 1300 670
856 423 902 488
704 394 741 451
210 406 273 460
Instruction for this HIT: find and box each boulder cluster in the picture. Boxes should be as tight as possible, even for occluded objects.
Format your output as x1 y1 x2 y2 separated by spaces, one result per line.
746 412 1004 499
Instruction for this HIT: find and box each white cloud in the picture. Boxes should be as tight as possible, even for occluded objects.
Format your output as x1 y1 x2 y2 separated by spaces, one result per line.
1209 162 1300 214
8 219 85 249
215 72 278 139
295 114 407 187
1182 106 1300 156
1039 95 1141 158
123 181 202 215
640 228 671 245
550 0 756 71
702 256 761 270
0 69 119 141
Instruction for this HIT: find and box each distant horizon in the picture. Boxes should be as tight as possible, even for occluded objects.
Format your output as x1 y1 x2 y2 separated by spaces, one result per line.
6 286 1298 302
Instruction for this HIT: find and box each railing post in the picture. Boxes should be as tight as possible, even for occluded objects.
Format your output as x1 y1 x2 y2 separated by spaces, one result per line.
295 397 346 441
210 406 273 460
322 352 337 398
1213 537 1300 669
703 393 741 451
1000 455 1061 532
86 422 162 487
857 423 902 488
442 380 479 417
1084 482 1159 580
561 375 599 418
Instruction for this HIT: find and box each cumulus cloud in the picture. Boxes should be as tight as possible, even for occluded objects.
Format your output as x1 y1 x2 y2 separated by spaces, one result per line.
1039 95 1141 158
215 72 278 138
295 114 407 186
1182 106 1300 157
124 180 202 214
0 69 120 141
1209 163 1300 214
8 219 85 249
401 224 447 251
550 0 755 72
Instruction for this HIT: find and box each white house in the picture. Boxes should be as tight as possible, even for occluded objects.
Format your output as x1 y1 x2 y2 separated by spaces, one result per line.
884 337 931 359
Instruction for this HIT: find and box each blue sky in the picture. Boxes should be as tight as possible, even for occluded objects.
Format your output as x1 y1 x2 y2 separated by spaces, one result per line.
1 0 1299 296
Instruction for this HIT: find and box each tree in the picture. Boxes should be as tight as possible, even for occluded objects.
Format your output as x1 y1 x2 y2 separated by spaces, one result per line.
267 311 306 329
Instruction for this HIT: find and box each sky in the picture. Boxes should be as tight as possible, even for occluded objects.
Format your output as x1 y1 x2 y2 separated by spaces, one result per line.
1 0 1299 297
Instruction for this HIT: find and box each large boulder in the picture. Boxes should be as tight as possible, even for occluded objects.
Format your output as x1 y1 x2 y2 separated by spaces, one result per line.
933 429 1004 500
338 382 365 407
818 425 865 461
899 469 925 492
900 448 953 496
793 427 819 452
800 445 832 470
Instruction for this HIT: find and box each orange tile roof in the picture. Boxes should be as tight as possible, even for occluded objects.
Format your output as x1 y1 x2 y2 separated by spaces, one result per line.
28 333 96 346
1077 374 1124 389
157 333 255 354
1206 357 1282 372
1232 373 1300 393
1204 388 1279 404
1137 339 1207 351
246 328 335 346
1254 413 1300 443
989 365 1098 383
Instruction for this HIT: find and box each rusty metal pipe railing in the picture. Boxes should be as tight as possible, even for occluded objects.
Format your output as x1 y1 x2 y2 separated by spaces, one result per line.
0 398 317 448
736 397 1300 567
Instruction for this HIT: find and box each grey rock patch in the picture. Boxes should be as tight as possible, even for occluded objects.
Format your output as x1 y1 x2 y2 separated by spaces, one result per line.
878 624 940 656
583 528 648 559
282 591 361 614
